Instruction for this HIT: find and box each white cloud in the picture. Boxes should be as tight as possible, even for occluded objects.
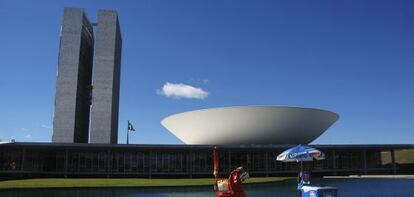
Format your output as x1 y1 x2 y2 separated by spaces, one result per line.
203 79 209 84
24 134 32 138
157 82 209 99
41 124 53 129
21 128 28 131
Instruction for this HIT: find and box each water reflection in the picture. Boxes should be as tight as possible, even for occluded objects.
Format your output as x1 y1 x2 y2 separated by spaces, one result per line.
1 179 414 197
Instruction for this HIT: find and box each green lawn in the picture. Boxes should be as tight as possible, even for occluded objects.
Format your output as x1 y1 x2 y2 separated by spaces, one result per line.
0 177 291 189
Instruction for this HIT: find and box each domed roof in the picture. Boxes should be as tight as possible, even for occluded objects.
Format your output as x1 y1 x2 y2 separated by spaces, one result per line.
161 106 339 145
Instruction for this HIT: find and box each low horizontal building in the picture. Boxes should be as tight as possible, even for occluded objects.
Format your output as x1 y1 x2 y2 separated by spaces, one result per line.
0 142 413 178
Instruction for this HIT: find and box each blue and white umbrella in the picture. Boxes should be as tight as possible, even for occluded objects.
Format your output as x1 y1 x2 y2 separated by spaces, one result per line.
277 145 325 162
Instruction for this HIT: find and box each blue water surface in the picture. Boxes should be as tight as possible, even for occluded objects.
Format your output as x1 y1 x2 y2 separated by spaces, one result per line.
1 178 414 197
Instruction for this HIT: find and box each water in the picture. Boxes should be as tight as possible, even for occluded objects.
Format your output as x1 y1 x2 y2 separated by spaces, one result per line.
1 179 414 197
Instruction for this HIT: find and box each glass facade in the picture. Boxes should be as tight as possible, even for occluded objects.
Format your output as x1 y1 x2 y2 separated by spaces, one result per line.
0 143 413 178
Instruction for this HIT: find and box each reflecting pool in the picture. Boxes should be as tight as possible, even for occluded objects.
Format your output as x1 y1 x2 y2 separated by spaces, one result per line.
1 178 414 197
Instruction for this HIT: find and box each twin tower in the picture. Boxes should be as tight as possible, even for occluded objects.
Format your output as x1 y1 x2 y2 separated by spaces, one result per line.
52 8 122 144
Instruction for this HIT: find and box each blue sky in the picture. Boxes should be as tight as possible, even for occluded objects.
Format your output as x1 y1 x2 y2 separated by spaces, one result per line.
0 0 413 144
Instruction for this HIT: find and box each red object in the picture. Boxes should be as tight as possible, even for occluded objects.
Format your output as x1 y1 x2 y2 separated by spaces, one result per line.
213 147 219 179
215 172 247 197
213 147 247 197
222 170 247 197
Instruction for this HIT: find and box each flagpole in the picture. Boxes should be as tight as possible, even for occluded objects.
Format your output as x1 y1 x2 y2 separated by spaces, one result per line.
127 120 135 145
127 120 129 145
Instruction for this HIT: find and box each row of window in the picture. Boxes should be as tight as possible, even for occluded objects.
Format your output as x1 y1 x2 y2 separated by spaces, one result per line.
0 148 405 174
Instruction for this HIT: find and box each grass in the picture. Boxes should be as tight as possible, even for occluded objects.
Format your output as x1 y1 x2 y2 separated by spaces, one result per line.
0 177 291 190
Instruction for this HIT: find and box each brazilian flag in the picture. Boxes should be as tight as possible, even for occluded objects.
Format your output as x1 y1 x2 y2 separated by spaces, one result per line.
128 120 135 132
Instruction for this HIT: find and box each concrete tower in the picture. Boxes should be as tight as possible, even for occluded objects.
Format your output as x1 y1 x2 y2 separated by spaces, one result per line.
52 8 94 143
90 10 122 144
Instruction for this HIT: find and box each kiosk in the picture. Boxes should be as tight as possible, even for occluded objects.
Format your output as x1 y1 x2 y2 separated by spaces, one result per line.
277 145 338 197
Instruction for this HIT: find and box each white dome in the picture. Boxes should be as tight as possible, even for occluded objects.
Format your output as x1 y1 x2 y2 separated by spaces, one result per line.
161 106 339 145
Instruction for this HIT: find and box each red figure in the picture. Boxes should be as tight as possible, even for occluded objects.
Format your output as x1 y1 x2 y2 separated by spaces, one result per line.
213 147 249 197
